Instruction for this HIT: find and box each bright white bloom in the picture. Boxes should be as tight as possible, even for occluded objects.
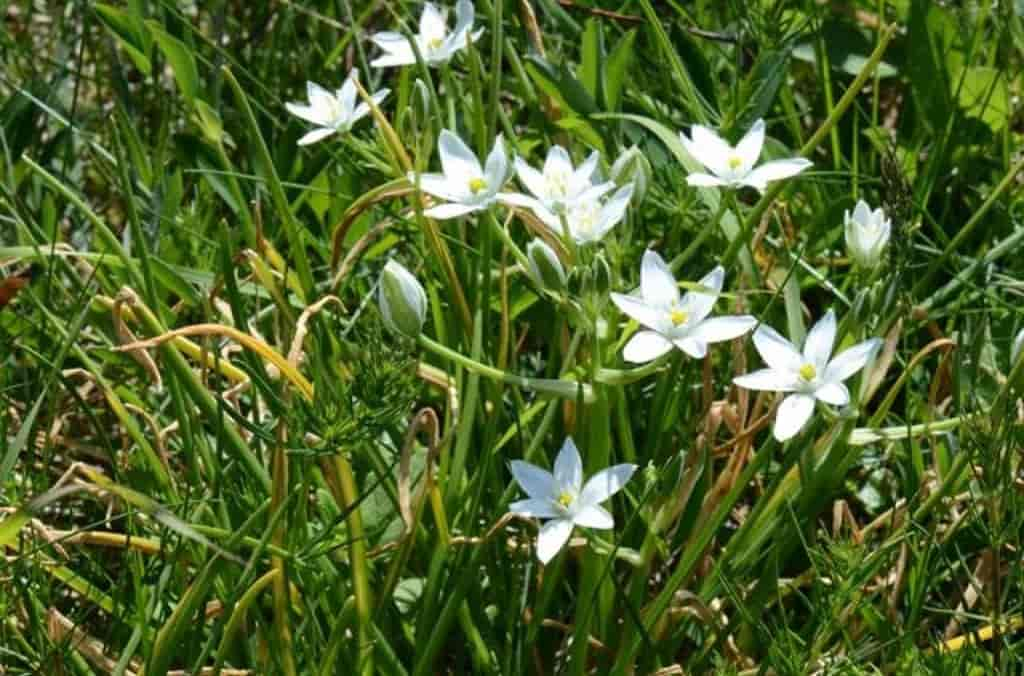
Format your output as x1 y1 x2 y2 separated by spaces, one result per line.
679 118 812 193
285 73 390 146
370 0 483 68
536 184 634 245
378 260 428 338
733 310 882 441
500 145 614 217
410 130 508 219
509 437 636 564
610 250 756 363
844 199 891 269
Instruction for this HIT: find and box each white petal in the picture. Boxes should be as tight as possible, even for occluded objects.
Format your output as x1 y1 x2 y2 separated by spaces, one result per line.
509 498 560 519
351 88 390 122
689 315 757 344
337 74 359 117
497 192 539 209
592 183 633 240
675 337 707 359
852 199 871 225
553 437 584 492
452 0 475 38
297 127 337 146
483 135 507 188
370 51 417 68
509 460 555 501
579 464 637 506
686 173 728 188
803 309 836 370
286 102 329 126
307 81 334 110
572 505 614 530
536 518 573 564
610 292 663 329
679 265 724 323
412 172 467 202
773 393 816 442
824 338 882 383
571 151 601 192
814 382 850 406
733 368 798 392
735 118 765 173
622 331 673 364
741 158 812 192
544 145 573 179
514 158 547 199
423 202 480 219
752 324 804 373
640 249 679 306
419 2 448 43
684 125 732 176
438 129 482 184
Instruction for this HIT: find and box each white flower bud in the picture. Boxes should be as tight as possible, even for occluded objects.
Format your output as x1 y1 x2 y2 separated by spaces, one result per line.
378 260 428 338
526 239 567 292
1013 328 1024 367
610 145 650 204
844 199 891 269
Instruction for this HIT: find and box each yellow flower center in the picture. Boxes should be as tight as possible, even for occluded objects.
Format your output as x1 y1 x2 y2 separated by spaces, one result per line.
557 491 574 508
546 170 568 197
799 363 817 381
468 177 487 194
669 308 689 326
428 37 444 50
728 156 743 170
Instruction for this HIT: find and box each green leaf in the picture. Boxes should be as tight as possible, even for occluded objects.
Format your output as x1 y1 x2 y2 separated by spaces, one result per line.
147 21 200 102
604 29 636 111
579 19 604 105
734 49 789 134
94 3 152 74
954 66 1010 131
525 56 597 116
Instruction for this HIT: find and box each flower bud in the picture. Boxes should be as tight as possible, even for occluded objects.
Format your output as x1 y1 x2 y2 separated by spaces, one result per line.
844 199 891 269
526 239 567 293
610 145 650 205
378 260 428 338
1013 328 1024 368
590 253 612 296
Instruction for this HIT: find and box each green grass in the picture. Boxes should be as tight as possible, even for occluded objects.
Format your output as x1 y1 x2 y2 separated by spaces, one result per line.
1 0 1023 673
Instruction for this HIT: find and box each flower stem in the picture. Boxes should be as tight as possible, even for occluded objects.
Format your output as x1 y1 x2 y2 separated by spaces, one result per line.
418 334 594 402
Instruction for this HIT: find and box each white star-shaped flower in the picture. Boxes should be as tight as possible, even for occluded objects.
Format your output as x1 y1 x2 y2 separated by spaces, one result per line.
409 130 508 219
370 0 483 68
285 72 389 146
679 118 812 193
733 310 882 441
844 199 892 269
509 437 637 564
610 250 756 363
535 183 634 245
499 145 614 217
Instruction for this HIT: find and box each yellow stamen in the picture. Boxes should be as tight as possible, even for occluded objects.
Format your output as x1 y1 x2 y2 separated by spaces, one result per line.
468 177 487 194
428 37 444 50
799 363 817 381
669 309 689 326
728 156 743 170
557 491 573 508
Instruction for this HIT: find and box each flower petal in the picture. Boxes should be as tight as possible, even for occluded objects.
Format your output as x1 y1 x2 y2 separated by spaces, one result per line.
610 293 663 329
689 315 757 344
423 202 480 219
680 265 724 323
543 145 573 180
509 460 555 501
554 437 584 492
622 330 673 364
852 199 871 225
824 338 882 383
803 309 836 370
438 129 482 184
773 393 815 442
593 183 633 240
814 382 850 406
735 118 765 174
514 157 547 199
536 518 573 564
297 127 337 146
733 368 798 392
286 101 329 126
741 158 812 192
412 172 466 202
675 337 707 359
752 324 804 373
509 498 560 519
579 464 637 506
497 192 540 209
686 173 728 188
684 125 732 176
352 88 391 123
419 2 448 43
483 134 508 190
572 504 614 530
640 249 679 307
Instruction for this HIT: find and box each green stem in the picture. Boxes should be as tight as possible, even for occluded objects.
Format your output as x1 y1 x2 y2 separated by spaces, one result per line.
669 199 729 273
419 334 594 402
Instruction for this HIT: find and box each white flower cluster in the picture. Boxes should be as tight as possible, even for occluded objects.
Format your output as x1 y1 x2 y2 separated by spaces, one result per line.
288 1 892 564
